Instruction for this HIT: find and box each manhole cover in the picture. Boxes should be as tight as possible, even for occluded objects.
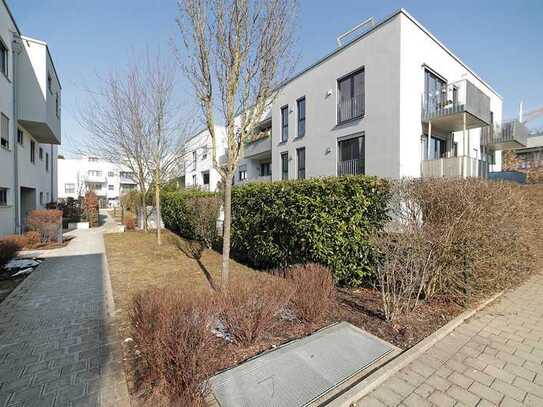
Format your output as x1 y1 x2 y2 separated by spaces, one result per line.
210 321 397 407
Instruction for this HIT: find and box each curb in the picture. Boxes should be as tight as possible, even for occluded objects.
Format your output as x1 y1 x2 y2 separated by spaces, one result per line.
327 291 504 406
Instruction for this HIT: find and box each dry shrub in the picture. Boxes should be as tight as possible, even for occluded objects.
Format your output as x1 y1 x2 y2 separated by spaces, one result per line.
130 288 216 406
283 264 335 322
26 209 63 243
218 276 295 346
0 235 27 266
124 214 136 230
373 178 538 320
83 192 99 227
24 231 41 249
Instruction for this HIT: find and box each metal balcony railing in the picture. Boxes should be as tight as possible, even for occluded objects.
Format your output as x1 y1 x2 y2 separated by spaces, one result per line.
338 158 364 176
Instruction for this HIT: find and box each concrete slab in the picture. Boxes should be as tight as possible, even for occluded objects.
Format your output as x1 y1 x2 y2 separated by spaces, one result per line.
210 321 398 407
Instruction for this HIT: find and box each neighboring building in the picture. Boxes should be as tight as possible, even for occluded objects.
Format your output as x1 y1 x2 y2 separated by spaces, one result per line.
499 132 543 183
0 0 61 235
180 126 227 191
184 9 526 186
57 156 138 207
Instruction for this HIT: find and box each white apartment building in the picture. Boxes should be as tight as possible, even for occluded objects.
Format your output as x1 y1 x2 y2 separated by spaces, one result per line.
0 0 61 235
57 156 138 207
184 9 527 187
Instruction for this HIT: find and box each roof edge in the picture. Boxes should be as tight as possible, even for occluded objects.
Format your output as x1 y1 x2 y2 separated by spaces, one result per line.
2 0 21 35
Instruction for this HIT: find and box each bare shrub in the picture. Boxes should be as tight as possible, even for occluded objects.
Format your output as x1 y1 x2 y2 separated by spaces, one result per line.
0 235 27 266
184 195 221 259
124 214 136 230
23 231 40 249
218 276 295 346
373 178 537 320
82 192 99 227
283 264 335 323
130 288 216 406
26 209 63 243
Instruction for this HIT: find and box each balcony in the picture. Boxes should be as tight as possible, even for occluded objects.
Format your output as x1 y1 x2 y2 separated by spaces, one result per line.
421 156 488 178
421 79 491 132
486 120 528 150
244 130 272 159
338 158 364 176
86 175 106 183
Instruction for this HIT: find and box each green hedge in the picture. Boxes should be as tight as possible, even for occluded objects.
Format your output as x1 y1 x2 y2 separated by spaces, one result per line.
161 189 219 241
231 176 390 286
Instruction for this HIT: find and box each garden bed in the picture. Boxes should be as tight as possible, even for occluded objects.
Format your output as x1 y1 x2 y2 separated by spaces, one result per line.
104 229 467 403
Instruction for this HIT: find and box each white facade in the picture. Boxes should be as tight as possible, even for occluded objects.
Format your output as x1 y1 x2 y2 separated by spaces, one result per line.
57 157 138 207
0 0 61 235
181 126 227 191
185 9 510 186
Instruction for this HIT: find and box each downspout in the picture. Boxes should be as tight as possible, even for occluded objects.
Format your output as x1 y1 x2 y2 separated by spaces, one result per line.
11 32 22 233
50 145 54 201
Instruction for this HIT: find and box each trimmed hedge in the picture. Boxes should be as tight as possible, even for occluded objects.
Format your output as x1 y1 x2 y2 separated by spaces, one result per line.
161 189 220 241
231 176 390 286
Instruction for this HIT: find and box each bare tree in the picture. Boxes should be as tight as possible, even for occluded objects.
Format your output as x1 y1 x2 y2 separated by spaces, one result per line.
176 0 297 289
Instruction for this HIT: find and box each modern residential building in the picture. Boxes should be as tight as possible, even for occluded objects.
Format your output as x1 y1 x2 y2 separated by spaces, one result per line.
57 156 138 207
184 9 527 187
0 0 61 235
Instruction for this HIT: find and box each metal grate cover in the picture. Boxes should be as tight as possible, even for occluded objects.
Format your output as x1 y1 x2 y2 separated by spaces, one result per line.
210 321 397 407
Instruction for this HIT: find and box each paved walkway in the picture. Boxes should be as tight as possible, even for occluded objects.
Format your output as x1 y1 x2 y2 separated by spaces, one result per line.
0 213 129 407
357 273 543 407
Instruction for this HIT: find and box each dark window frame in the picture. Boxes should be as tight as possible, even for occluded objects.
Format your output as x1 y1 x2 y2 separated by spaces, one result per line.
30 140 35 163
0 38 8 78
338 135 365 176
280 105 289 142
17 129 23 145
45 152 49 171
296 147 306 180
1 113 9 150
0 187 7 206
281 152 288 180
297 97 306 138
337 68 365 124
260 162 271 177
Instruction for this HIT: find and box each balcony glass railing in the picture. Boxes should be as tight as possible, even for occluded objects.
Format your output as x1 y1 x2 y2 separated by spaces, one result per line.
338 158 364 176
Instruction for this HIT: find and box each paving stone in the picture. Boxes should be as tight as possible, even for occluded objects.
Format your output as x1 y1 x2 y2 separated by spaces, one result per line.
483 364 515 383
468 381 503 404
525 393 543 407
491 379 526 402
402 392 432 407
446 384 480 406
414 383 434 398
449 371 474 389
428 390 456 407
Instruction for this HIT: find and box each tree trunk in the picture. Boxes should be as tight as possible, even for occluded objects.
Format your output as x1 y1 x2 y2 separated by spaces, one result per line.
221 172 233 290
155 167 161 245
141 192 148 232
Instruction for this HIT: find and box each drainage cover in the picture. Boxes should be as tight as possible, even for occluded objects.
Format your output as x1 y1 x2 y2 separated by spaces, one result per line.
210 321 397 407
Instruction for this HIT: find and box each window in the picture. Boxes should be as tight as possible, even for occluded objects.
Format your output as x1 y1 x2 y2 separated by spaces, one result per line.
88 170 102 177
281 152 288 180
0 188 7 206
192 151 197 170
0 40 7 77
192 174 196 185
421 135 446 160
296 147 306 180
1 113 8 150
108 185 114 191
424 69 446 113
45 152 49 171
338 136 364 176
65 183 75 194
202 146 208 160
337 68 364 123
89 183 102 191
17 129 23 145
260 162 271 177
239 165 247 181
55 93 60 118
40 192 44 205
203 172 210 185
47 73 52 93
88 157 98 162
30 140 35 163
297 97 306 138
46 192 49 203
39 147 43 160
281 105 289 142
108 171 114 177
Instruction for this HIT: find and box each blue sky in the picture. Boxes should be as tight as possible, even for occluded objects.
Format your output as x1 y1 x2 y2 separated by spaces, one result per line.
8 0 543 155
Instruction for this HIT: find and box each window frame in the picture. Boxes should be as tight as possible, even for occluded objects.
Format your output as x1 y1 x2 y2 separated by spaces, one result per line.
30 140 35 163
280 105 289 142
296 147 306 180
260 162 271 177
39 147 43 160
0 37 8 78
64 183 75 194
337 135 365 176
45 152 49 171
1 113 9 150
297 97 306 138
17 128 23 145
337 68 365 124
281 152 289 180
0 187 7 206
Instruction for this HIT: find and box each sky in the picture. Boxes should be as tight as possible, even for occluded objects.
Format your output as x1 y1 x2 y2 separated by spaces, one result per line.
7 0 543 156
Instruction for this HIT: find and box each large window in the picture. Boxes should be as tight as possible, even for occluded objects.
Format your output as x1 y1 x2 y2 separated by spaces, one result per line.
281 105 288 142
88 170 102 177
337 68 364 123
424 69 446 114
192 151 197 170
1 114 8 150
0 187 7 206
239 165 247 181
17 129 23 145
108 185 114 191
338 136 364 176
297 147 306 180
421 135 447 160
297 97 306 138
0 40 7 77
203 172 210 185
260 162 271 177
281 152 289 180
